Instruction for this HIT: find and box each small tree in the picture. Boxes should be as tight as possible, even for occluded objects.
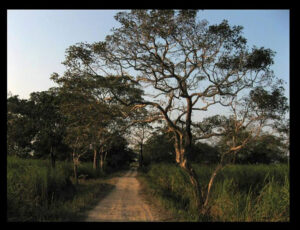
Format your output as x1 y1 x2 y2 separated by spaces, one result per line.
199 85 288 212
64 127 90 184
29 90 68 168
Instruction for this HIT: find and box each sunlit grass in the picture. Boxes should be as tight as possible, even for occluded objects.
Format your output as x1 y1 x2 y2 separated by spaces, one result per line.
139 162 289 222
7 156 114 222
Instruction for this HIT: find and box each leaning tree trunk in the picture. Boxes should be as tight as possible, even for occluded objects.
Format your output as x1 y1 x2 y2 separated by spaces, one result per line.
202 164 223 212
174 133 204 213
179 148 204 213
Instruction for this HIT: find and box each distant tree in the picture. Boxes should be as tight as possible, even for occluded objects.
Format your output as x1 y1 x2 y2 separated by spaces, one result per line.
219 132 287 164
7 91 70 164
273 118 289 162
127 108 154 168
143 128 175 165
29 90 69 167
105 135 135 171
7 95 36 157
143 132 220 165
190 142 220 164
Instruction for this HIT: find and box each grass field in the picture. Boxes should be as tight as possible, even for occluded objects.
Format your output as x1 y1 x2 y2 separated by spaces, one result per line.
7 156 117 222
138 163 289 222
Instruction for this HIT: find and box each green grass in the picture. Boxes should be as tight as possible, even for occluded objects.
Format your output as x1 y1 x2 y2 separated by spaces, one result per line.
37 179 115 221
139 162 289 222
7 156 115 222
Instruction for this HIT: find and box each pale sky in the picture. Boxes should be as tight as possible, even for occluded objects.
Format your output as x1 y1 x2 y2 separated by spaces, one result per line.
7 9 290 110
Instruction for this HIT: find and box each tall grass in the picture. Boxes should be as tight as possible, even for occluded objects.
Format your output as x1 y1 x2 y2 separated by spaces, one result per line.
7 156 111 221
140 163 199 221
139 163 289 222
7 156 74 221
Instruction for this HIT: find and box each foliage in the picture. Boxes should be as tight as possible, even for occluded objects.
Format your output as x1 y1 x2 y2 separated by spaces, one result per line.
30 91 70 161
142 131 221 165
7 92 71 161
105 135 136 171
7 95 36 157
218 133 288 164
142 131 175 165
189 142 220 164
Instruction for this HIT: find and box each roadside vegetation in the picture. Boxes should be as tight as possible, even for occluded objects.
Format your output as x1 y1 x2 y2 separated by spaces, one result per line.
138 126 289 222
138 163 289 222
7 155 126 221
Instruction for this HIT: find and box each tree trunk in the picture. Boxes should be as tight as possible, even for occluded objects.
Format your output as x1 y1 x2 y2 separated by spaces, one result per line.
232 149 238 164
99 151 104 172
174 132 204 214
139 143 143 168
179 150 204 213
174 132 182 164
104 150 108 162
202 164 223 212
93 148 98 169
50 146 55 169
73 153 78 185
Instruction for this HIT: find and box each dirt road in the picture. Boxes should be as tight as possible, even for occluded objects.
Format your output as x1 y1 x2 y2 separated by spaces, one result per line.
85 168 161 222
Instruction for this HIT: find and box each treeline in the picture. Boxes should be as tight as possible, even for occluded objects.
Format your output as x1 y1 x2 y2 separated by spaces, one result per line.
140 130 289 167
7 90 136 180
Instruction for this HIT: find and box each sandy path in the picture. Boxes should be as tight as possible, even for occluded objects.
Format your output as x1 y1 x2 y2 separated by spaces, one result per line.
85 168 160 222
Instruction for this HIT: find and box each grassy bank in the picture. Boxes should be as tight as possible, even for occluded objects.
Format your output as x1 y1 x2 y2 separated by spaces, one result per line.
7 156 118 221
138 163 289 222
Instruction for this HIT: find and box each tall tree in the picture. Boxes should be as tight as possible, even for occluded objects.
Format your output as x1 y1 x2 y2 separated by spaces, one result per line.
52 10 288 215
